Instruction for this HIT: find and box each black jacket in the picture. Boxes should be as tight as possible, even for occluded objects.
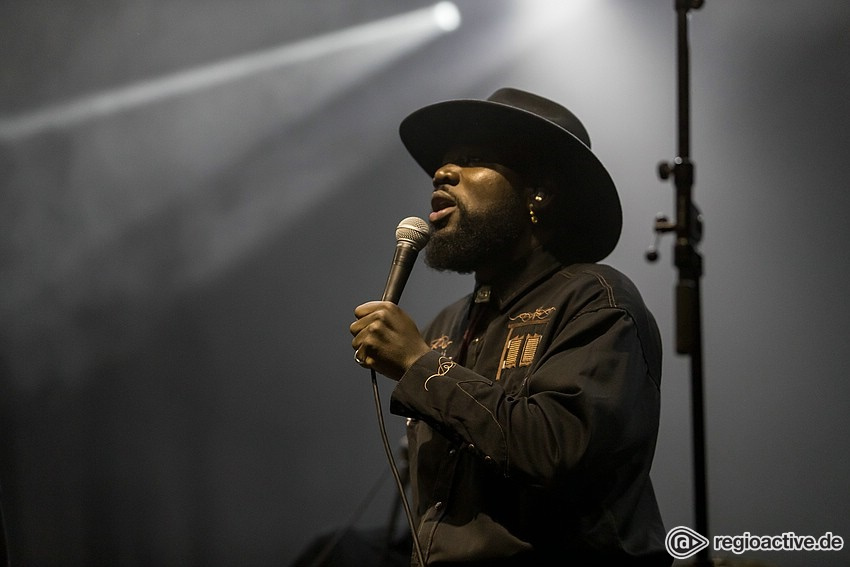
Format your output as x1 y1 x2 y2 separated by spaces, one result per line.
390 248 671 566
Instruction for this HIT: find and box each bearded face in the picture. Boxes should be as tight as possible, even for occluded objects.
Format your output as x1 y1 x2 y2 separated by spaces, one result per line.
425 184 528 274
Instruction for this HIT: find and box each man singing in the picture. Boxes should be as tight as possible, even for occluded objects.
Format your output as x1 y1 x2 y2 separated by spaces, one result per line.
350 88 671 566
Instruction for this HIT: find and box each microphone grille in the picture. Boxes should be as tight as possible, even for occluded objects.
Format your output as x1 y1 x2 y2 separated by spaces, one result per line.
395 216 431 251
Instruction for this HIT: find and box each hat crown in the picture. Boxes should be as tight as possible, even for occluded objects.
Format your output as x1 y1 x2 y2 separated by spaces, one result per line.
487 88 591 149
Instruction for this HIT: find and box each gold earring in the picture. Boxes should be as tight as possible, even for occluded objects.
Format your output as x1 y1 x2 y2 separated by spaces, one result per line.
528 202 538 224
528 193 543 224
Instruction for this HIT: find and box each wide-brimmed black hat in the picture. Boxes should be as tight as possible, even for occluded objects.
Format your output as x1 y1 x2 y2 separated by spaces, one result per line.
399 87 622 262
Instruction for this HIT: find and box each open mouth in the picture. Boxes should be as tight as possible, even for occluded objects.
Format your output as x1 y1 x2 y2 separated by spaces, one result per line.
430 191 457 224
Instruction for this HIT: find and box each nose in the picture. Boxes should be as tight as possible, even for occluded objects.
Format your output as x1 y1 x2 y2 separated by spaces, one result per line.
432 163 460 188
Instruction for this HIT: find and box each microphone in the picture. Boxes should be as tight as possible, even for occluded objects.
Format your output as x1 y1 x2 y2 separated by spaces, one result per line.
372 217 431 567
382 217 431 304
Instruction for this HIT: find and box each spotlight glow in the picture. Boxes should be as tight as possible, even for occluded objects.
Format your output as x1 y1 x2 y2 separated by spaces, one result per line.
433 2 461 32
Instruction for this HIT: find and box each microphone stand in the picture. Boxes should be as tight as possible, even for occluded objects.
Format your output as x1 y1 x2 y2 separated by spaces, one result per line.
647 1 709 566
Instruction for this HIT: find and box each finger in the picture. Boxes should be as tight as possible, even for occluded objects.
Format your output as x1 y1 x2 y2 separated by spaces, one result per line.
349 318 363 337
350 311 381 339
353 301 380 318
351 326 376 359
350 303 378 336
354 300 399 319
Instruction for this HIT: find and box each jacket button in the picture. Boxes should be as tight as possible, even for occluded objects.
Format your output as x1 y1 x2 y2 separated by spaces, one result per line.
435 501 443 510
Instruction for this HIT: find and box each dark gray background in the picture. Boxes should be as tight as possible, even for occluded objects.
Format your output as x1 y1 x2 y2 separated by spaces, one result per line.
1 1 848 565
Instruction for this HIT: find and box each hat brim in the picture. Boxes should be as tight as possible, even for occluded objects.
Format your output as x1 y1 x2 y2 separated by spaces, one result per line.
399 98 622 262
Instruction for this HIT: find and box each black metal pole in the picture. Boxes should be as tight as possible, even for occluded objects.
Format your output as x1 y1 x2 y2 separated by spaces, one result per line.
651 1 709 565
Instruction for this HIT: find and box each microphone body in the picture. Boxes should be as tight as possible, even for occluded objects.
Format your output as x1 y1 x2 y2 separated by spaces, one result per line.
381 217 430 304
382 243 419 304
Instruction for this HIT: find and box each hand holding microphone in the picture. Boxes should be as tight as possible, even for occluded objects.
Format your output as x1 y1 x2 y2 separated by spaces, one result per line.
350 217 431 380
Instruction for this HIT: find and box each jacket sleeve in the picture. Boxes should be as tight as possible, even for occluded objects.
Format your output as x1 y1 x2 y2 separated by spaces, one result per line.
389 305 661 493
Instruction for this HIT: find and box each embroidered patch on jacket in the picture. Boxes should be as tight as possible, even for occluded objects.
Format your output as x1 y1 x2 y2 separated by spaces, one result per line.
429 335 453 355
495 307 555 381
424 356 456 391
509 307 556 323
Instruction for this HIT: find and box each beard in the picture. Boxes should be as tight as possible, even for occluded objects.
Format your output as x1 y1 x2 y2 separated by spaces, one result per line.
425 192 528 274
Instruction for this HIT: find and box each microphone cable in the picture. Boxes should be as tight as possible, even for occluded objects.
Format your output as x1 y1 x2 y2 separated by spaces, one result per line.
370 368 426 566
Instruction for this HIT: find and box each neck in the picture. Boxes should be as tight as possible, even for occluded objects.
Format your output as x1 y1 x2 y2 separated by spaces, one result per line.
474 232 540 284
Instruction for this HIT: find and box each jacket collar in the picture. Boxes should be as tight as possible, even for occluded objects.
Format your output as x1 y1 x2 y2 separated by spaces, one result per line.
474 246 564 311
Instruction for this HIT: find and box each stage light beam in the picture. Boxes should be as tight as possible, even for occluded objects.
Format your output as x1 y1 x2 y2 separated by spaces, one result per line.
0 2 461 141
0 1 463 330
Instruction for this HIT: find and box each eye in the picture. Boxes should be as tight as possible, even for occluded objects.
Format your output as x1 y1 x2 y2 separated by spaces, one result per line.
457 155 487 167
442 148 498 168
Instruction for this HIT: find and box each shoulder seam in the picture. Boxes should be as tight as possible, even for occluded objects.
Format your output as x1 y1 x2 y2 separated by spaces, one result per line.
557 268 617 308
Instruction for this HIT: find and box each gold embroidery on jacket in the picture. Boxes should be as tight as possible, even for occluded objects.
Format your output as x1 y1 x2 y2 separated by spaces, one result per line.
509 307 556 323
503 335 523 370
500 333 543 371
424 356 456 391
496 307 555 381
430 335 453 354
520 333 542 366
